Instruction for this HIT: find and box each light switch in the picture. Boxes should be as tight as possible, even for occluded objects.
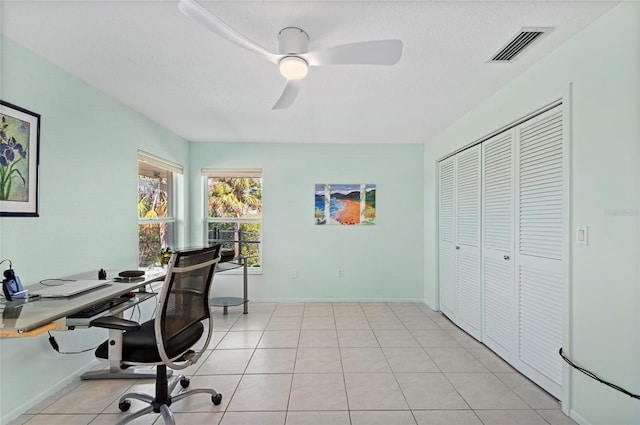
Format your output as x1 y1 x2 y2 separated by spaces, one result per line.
576 226 588 245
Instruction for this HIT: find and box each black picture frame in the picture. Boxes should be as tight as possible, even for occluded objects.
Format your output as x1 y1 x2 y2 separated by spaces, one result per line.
0 100 40 217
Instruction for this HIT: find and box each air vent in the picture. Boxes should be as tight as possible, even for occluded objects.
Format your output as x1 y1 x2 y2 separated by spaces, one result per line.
489 27 552 63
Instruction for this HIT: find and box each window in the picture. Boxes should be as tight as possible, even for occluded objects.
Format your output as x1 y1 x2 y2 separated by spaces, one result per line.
138 152 182 267
203 169 262 268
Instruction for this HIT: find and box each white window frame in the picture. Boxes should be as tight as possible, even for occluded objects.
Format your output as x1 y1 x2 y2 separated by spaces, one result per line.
202 169 262 274
138 151 183 266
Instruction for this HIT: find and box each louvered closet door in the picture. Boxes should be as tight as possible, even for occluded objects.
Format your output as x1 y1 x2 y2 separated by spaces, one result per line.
455 145 482 339
515 107 565 399
438 156 456 319
482 131 516 361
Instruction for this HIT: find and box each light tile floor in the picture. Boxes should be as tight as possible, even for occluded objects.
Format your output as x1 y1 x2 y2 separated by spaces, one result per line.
10 302 577 425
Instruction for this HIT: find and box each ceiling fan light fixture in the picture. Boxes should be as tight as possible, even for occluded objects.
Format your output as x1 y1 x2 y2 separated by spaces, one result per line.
279 56 308 80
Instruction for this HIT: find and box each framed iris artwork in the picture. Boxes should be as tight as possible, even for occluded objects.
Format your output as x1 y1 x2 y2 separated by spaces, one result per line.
314 184 376 225
0 101 40 217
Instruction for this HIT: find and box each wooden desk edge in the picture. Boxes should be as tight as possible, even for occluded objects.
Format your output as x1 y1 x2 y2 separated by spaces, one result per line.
0 321 61 338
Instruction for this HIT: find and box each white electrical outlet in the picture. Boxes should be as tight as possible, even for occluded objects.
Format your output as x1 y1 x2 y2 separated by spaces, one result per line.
291 269 299 279
337 267 344 278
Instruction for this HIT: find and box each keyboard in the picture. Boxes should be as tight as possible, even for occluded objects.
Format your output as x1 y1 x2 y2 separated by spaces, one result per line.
67 295 132 319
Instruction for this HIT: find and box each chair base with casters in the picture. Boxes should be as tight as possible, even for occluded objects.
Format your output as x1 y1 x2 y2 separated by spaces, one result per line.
115 364 221 425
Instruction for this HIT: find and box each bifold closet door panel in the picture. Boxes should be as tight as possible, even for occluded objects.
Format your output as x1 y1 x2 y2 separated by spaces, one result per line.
455 145 481 340
515 107 564 399
482 131 516 361
438 157 456 319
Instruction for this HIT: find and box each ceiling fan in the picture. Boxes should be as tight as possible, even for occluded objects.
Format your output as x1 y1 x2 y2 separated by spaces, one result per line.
178 0 403 109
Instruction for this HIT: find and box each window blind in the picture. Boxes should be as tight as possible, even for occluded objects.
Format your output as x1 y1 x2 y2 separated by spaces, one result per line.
138 150 183 175
201 169 262 178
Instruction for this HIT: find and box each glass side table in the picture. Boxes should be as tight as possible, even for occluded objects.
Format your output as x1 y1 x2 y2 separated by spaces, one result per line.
210 256 249 315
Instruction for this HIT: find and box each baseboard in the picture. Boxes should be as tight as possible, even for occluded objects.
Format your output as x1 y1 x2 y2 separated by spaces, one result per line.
0 359 102 425
569 409 591 425
251 297 426 303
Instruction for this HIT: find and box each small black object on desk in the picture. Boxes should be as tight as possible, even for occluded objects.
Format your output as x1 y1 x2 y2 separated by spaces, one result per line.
118 270 145 278
98 269 107 280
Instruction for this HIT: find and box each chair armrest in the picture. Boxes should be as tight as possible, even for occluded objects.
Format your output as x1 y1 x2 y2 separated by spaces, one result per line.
89 316 141 331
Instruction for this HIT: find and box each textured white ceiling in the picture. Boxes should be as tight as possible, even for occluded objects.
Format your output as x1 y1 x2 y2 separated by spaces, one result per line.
1 0 619 144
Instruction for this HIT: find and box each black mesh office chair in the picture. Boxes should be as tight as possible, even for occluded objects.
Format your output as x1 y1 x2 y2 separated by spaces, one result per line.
90 245 222 425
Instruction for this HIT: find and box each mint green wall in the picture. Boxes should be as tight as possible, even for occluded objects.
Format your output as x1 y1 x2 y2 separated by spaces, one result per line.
424 2 640 424
0 36 190 423
189 142 425 302
2 1 636 423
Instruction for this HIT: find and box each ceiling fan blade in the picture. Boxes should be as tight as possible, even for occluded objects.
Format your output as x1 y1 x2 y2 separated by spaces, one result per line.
178 0 279 64
272 79 302 110
302 39 402 67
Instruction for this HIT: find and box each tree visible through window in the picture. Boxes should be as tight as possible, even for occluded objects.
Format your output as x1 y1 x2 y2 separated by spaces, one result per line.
206 174 262 267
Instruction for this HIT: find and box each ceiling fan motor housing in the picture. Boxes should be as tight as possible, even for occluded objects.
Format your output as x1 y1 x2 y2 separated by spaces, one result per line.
278 27 309 55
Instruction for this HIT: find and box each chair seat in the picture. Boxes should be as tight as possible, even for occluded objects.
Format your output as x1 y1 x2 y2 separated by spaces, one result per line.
96 320 204 363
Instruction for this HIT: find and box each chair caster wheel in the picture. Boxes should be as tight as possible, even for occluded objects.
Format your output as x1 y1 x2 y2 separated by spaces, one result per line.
212 393 222 405
180 377 190 388
118 400 131 412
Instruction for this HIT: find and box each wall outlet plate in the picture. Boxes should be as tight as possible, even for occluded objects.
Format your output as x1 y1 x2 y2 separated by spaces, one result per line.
576 226 588 245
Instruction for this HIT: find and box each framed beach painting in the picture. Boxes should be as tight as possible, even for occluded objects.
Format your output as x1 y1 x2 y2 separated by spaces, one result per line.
314 184 376 225
0 101 40 217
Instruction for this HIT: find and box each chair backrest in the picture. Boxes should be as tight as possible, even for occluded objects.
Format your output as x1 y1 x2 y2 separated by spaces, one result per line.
154 245 221 369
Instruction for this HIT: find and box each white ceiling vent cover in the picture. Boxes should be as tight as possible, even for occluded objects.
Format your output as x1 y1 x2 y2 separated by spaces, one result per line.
489 27 552 63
